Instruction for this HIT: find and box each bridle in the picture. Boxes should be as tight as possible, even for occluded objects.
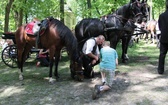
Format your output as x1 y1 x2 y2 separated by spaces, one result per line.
130 1 143 18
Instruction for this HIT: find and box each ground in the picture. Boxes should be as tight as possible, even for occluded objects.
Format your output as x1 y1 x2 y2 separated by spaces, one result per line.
0 42 168 105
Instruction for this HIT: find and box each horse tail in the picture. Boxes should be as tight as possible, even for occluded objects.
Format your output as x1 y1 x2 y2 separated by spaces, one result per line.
75 20 84 40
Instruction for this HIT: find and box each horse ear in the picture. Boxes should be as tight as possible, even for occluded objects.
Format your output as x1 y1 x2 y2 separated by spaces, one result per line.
130 1 134 9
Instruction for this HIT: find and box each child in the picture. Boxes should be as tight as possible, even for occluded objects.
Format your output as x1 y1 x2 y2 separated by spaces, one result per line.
92 41 118 100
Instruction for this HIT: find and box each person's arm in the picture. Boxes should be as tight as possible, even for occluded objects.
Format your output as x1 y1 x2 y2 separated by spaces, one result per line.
116 59 118 66
39 49 48 55
87 53 99 61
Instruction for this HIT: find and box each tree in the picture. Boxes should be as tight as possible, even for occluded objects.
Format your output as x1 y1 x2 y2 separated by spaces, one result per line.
0 0 165 33
87 0 91 17
4 0 14 32
60 0 64 23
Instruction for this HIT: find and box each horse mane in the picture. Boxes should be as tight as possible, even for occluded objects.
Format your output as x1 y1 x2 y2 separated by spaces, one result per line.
50 19 79 61
114 3 131 18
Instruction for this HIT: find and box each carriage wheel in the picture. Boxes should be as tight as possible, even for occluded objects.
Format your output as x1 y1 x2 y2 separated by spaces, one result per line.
1 45 18 68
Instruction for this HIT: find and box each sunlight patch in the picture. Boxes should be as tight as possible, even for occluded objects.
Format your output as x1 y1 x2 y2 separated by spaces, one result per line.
0 86 24 98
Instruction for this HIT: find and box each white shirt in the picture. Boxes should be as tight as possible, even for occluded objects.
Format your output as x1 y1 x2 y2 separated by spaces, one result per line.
82 38 99 55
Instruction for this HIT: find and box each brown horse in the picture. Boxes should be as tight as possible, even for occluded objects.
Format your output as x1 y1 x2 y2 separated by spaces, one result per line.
145 20 157 44
15 17 84 83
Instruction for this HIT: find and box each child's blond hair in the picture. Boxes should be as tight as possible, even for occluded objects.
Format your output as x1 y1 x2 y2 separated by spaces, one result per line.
103 41 110 46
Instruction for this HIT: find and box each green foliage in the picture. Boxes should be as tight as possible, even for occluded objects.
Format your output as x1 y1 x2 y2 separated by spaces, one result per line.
0 1 8 33
72 0 129 19
12 0 60 22
152 0 165 19
0 0 165 32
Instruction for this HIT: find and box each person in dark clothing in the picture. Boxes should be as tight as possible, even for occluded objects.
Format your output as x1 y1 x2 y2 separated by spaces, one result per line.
158 0 168 74
36 49 50 67
82 35 105 78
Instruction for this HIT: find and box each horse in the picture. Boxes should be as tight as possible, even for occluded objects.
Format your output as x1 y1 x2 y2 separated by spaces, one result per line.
106 0 151 62
119 0 150 55
145 20 157 44
15 17 84 83
103 0 143 63
75 0 143 68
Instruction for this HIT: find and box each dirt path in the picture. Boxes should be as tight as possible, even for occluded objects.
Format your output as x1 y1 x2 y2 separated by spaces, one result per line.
2 64 167 105
82 63 168 105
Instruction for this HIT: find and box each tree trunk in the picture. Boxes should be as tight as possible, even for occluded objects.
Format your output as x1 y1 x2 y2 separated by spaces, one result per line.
87 0 91 17
14 10 18 29
18 9 23 27
149 0 153 20
4 0 14 32
93 0 100 15
60 0 64 23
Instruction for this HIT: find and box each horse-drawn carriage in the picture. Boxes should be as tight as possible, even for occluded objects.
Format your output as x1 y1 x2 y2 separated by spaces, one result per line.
1 32 40 68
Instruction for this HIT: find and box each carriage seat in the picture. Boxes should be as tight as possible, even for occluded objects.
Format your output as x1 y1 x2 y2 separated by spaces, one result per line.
2 32 15 39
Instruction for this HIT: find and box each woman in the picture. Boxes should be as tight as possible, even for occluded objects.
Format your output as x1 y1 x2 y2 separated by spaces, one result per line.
36 49 49 67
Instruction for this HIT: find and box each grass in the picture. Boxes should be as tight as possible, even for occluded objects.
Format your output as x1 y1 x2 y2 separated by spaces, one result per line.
115 40 160 73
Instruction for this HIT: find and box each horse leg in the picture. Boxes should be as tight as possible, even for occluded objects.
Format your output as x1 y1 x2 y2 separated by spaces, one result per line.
48 47 56 83
140 33 144 39
121 36 130 63
17 47 24 80
128 36 134 47
145 33 149 43
125 36 132 58
17 44 32 80
54 50 61 80
49 58 54 83
109 35 118 49
151 31 155 44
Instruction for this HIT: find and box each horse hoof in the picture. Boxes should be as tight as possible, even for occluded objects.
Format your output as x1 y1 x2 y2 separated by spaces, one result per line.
122 60 128 63
77 77 84 82
19 75 23 80
49 78 56 84
91 71 95 78
74 75 78 81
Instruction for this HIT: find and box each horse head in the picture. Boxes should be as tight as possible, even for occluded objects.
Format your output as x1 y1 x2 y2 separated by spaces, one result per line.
70 54 84 81
141 0 150 21
67 35 84 81
129 0 143 23
105 0 143 27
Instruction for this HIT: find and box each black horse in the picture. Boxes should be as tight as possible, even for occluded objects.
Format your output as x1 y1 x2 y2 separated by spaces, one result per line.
75 18 104 51
113 0 150 62
141 0 150 21
75 0 143 63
